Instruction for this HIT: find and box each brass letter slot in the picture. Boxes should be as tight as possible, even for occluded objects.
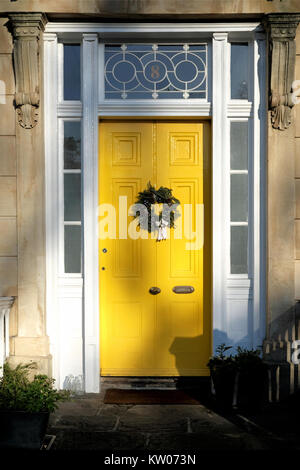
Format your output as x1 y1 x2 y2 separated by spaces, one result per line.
172 286 194 294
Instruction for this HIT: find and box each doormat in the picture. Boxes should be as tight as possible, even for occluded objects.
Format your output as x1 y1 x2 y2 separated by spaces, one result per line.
103 389 202 405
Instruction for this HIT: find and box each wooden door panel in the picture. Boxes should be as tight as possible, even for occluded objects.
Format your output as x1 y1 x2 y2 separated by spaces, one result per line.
156 122 210 375
99 121 156 375
99 120 211 376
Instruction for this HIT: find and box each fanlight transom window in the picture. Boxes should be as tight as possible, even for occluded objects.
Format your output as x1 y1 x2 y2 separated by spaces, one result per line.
104 43 208 100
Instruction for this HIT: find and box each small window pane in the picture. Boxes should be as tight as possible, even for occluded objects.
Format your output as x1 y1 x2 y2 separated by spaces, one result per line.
64 174 81 221
64 121 81 169
64 225 81 273
231 174 248 222
231 43 248 100
231 226 248 274
64 44 81 101
230 122 248 170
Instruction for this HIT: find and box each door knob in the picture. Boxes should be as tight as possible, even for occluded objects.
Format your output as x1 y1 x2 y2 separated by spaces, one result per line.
149 287 161 295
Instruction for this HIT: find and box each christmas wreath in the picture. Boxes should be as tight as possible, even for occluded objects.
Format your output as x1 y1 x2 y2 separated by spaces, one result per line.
133 182 181 241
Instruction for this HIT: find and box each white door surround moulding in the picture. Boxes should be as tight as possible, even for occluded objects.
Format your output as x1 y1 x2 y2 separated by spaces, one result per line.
45 22 262 35
212 32 228 344
82 34 100 393
97 102 212 117
0 297 15 377
44 32 60 387
44 22 266 393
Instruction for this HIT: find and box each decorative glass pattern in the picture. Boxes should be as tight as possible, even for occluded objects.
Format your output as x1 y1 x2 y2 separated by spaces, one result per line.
104 44 207 100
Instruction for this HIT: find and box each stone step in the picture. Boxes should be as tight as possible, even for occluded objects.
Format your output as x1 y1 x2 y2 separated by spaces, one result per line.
100 376 210 391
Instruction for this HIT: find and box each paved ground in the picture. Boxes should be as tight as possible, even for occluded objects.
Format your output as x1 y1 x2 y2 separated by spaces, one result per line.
46 391 290 452
238 390 300 450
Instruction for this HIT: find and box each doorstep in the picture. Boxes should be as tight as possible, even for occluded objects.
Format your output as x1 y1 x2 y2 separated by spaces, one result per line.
100 376 211 391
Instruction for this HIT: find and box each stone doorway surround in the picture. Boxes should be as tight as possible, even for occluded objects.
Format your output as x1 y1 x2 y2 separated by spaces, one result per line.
1 9 300 398
2 13 51 376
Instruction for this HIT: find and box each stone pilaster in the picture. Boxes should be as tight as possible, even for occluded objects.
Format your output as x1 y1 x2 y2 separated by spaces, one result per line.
263 14 300 400
264 14 300 130
7 13 51 376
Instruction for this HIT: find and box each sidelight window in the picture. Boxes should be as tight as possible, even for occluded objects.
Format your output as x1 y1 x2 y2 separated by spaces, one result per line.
230 121 249 275
63 120 82 273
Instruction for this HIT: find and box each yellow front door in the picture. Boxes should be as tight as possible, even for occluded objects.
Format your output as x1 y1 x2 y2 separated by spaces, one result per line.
99 120 211 376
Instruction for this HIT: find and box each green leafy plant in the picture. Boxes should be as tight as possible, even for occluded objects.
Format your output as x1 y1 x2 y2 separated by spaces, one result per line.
207 344 268 409
0 362 70 413
207 344 236 371
235 346 266 371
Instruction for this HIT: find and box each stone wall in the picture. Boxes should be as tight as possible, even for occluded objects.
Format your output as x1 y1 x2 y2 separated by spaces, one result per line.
0 3 300 392
262 22 300 401
0 0 299 17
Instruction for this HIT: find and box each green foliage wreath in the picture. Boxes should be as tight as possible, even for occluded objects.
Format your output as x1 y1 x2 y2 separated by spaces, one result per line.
134 182 181 236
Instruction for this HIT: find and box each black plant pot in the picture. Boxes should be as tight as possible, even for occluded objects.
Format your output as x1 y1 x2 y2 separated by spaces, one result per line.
211 369 236 410
236 368 268 411
0 411 49 449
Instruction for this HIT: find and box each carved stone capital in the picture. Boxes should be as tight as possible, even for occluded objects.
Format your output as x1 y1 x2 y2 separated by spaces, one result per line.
8 13 47 129
0 297 15 312
264 14 300 131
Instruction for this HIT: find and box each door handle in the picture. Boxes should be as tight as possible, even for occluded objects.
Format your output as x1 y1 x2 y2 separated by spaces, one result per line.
149 287 161 295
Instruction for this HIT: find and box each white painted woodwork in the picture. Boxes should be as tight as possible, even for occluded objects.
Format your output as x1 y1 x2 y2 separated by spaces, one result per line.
44 23 266 392
82 34 100 393
0 297 14 377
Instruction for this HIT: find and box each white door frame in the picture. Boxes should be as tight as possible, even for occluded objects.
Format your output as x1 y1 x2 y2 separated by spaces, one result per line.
44 22 266 393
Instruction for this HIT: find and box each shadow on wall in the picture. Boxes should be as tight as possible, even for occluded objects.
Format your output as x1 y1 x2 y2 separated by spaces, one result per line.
169 303 300 401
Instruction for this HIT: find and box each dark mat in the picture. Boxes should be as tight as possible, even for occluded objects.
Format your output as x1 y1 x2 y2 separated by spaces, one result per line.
103 389 202 405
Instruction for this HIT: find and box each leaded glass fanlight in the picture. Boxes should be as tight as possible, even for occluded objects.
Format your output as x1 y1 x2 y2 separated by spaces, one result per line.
104 43 207 100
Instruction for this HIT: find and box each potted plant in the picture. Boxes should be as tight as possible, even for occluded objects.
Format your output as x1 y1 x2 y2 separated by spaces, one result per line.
0 362 70 449
235 346 268 411
207 344 237 409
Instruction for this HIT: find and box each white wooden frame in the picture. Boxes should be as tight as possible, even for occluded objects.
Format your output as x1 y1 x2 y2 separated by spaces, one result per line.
44 22 265 393
97 41 212 116
0 297 14 377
